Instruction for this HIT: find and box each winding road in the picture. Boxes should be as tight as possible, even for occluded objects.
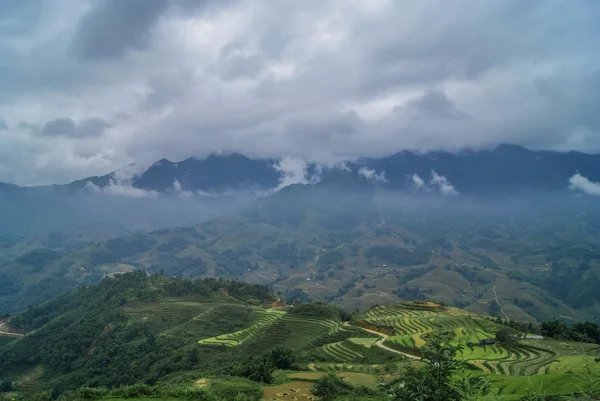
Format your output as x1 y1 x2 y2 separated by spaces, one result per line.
492 285 510 320
345 322 420 360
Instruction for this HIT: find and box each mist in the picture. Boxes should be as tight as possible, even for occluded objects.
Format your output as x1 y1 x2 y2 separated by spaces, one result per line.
0 186 257 238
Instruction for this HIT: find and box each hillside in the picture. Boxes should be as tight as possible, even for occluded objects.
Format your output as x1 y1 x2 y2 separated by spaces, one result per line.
3 182 600 324
0 273 599 400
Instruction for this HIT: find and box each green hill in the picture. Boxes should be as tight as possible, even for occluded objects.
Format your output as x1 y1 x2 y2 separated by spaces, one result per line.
1 273 599 400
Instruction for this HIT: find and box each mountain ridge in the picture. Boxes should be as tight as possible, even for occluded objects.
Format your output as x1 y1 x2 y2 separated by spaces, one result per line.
3 144 600 196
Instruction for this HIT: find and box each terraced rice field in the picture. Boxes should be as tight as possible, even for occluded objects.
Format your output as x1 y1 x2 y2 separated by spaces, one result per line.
199 309 286 346
245 315 346 352
14 365 45 392
123 300 217 323
322 340 367 362
361 302 600 377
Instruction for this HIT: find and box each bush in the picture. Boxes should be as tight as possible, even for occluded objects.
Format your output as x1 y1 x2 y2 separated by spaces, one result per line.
311 373 352 401
270 347 296 370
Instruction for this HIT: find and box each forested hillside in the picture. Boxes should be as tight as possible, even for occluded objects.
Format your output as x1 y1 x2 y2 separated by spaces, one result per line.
1 273 599 400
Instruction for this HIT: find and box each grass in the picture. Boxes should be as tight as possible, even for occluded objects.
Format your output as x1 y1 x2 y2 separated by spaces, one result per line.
489 371 600 400
547 356 600 374
348 337 378 348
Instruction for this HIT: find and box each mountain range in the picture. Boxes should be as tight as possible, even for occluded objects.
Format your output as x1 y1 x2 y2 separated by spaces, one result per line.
3 144 600 196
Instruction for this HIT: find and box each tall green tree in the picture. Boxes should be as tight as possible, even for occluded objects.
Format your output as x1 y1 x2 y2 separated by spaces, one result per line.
386 333 496 401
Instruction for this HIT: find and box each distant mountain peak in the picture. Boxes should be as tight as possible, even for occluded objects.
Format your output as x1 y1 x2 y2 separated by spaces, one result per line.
5 145 596 197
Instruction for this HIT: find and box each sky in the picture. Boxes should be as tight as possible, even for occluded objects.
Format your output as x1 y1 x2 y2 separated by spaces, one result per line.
0 0 599 186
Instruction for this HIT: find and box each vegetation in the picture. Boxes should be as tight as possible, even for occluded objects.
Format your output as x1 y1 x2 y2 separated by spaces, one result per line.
0 274 598 400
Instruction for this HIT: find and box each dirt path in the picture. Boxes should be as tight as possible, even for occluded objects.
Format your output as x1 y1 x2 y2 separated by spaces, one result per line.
0 331 22 337
0 321 24 338
345 322 420 360
492 284 510 320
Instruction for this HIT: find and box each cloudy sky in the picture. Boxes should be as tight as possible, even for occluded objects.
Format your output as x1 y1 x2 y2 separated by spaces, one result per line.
0 0 599 185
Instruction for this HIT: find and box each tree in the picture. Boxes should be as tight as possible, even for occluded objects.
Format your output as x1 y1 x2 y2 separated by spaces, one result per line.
270 347 295 370
386 333 496 401
311 373 351 401
420 334 463 401
0 378 12 392
495 328 516 347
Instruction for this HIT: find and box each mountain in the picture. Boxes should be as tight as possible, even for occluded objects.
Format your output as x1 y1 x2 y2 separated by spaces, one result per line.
65 153 282 194
4 145 600 197
56 144 600 196
364 144 600 194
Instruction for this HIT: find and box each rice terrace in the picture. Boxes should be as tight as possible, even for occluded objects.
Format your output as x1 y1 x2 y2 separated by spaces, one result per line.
1 275 600 400
121 294 600 400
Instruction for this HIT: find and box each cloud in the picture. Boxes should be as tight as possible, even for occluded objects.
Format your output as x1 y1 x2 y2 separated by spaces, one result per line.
85 162 157 197
1 0 600 185
0 119 7 131
85 180 159 198
71 0 169 60
569 173 600 196
337 161 351 172
170 179 194 198
411 173 426 189
273 157 319 191
358 167 387 182
38 117 109 138
430 170 459 195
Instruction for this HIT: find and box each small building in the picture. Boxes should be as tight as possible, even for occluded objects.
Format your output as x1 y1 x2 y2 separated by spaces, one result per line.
478 339 496 346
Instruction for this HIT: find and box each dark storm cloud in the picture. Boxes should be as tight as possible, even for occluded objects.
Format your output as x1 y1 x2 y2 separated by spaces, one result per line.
405 90 466 120
71 0 169 60
1 0 599 185
38 117 109 138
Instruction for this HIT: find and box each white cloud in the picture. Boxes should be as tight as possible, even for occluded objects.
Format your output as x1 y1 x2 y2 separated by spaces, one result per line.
112 163 146 184
85 180 159 198
84 162 157 197
411 173 426 189
171 179 194 198
430 170 458 195
337 161 352 172
569 173 600 196
358 167 387 182
273 157 319 191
